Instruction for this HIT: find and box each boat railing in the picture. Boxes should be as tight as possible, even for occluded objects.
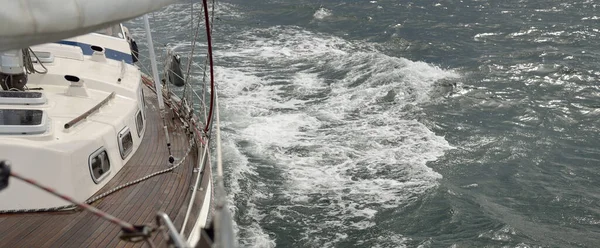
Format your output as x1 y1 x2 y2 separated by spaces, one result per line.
156 212 187 247
137 0 234 246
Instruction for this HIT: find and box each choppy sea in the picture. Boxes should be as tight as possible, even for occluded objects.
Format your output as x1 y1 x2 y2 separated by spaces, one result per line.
129 0 600 247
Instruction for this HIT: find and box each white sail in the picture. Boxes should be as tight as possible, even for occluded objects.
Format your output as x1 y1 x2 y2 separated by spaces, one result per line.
0 0 177 51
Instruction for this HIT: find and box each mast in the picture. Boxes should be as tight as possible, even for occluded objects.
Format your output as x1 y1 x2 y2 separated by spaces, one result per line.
143 14 175 165
143 14 165 110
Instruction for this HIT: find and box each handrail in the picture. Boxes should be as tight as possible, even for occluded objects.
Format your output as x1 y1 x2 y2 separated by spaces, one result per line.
180 137 211 235
213 83 236 248
64 92 115 129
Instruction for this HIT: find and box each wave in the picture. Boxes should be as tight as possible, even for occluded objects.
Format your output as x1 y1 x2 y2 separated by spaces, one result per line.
214 26 458 247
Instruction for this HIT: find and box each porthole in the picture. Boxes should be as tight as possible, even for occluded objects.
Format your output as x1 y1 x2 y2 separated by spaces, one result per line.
89 148 111 184
135 109 144 137
118 127 133 159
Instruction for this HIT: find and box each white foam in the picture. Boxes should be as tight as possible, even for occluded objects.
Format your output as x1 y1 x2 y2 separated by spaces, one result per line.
509 27 539 38
474 32 502 41
245 222 276 248
215 25 458 247
313 7 333 20
372 233 410 248
478 225 517 242
582 16 600 20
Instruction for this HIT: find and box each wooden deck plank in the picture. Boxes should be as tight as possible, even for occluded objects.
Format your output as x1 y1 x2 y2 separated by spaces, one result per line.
54 93 167 248
110 111 189 247
0 213 47 245
128 114 194 248
80 112 163 248
91 95 180 248
0 87 206 248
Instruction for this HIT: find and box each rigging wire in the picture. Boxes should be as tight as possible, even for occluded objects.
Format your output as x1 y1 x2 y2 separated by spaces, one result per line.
200 0 218 124
181 0 218 130
180 0 203 124
202 0 216 134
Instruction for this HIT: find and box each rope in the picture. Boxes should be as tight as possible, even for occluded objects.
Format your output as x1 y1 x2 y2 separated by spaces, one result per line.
0 138 195 214
7 171 136 232
85 138 195 203
182 0 217 113
181 0 202 101
198 0 217 124
23 48 48 75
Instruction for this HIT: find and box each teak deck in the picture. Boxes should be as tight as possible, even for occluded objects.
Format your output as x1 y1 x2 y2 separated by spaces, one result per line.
0 88 211 247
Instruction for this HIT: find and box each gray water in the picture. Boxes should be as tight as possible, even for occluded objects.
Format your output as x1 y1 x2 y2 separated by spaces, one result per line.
129 0 600 247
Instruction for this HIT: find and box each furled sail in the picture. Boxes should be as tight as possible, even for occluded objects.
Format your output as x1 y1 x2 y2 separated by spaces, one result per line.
0 0 177 51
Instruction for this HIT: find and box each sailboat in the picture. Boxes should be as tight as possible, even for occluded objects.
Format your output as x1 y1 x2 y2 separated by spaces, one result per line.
0 0 233 247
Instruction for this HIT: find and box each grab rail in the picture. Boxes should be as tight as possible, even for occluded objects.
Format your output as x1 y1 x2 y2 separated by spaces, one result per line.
64 92 115 129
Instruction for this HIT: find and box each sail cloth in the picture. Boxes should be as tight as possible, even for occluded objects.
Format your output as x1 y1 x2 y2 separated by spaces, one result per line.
0 0 177 51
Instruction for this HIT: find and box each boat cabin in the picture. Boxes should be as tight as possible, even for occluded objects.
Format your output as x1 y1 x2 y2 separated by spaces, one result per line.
0 24 146 211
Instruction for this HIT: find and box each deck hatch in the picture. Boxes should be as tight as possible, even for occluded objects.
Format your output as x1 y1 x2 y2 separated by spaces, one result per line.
0 109 48 134
0 91 46 105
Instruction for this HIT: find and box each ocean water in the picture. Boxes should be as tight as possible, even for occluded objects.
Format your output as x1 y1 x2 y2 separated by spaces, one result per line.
129 0 600 247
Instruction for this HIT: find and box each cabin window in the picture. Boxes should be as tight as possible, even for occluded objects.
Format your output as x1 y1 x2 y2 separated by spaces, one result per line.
135 109 144 137
89 148 111 184
118 127 133 159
